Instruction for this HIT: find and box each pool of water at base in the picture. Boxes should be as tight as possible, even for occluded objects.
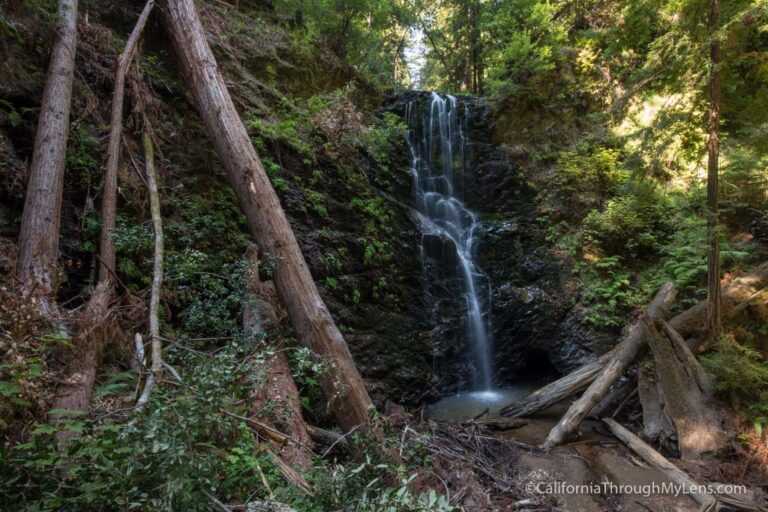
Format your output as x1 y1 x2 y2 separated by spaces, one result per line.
427 383 543 420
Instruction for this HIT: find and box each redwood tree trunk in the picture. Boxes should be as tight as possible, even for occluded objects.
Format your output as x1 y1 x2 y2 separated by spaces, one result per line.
706 0 721 342
16 0 78 319
162 0 375 434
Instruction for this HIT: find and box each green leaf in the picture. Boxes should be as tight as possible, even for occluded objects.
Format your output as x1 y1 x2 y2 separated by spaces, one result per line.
0 381 22 396
31 423 58 436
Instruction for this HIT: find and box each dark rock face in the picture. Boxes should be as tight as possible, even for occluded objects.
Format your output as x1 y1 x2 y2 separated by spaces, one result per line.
383 91 609 393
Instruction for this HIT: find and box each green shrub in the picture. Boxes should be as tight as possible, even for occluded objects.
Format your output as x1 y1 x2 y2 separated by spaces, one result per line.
0 343 454 512
582 183 675 259
577 255 642 329
702 337 768 426
556 145 628 209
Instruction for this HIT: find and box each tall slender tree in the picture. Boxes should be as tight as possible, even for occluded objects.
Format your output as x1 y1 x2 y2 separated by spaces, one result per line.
51 1 154 420
706 0 721 342
16 0 78 319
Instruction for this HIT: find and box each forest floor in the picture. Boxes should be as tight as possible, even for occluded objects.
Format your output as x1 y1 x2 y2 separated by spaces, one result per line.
420 398 765 511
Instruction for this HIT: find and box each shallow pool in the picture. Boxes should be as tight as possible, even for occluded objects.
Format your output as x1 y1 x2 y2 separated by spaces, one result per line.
427 384 542 420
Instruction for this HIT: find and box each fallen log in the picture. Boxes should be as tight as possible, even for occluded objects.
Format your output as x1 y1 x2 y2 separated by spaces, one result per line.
306 425 349 452
637 357 675 451
644 320 723 459
499 348 618 417
603 418 718 509
669 261 768 345
588 376 635 419
504 262 768 420
660 320 713 396
543 283 676 450
502 283 674 420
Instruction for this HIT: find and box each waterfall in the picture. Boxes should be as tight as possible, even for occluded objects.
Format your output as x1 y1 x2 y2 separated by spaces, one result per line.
405 92 493 390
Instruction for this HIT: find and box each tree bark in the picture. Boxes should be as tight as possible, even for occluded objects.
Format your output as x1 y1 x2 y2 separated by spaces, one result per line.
51 4 153 421
659 320 712 395
243 250 313 472
644 320 723 459
603 418 718 510
136 124 164 411
543 283 676 451
706 0 722 343
16 0 78 319
637 360 675 448
161 0 375 435
99 0 155 283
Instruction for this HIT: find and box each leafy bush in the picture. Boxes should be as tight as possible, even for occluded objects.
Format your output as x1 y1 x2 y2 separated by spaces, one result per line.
702 336 768 426
577 255 642 329
582 183 675 259
0 343 454 512
555 145 628 211
639 214 751 309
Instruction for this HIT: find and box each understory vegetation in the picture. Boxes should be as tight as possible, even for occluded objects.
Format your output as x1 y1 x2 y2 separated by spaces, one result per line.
2 0 768 509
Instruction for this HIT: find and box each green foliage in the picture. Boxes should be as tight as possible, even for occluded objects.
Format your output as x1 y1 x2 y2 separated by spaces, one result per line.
246 113 314 157
702 337 768 426
577 255 641 328
555 146 628 209
582 182 675 259
1 344 278 511
305 189 329 217
112 215 154 287
0 342 454 511
273 0 417 86
288 346 331 412
354 112 407 188
639 213 752 307
65 124 103 188
350 196 395 267
482 0 566 96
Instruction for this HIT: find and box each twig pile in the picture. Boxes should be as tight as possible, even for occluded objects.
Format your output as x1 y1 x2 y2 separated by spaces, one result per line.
417 421 559 511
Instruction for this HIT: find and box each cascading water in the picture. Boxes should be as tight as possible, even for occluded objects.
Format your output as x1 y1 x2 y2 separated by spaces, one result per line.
405 92 493 391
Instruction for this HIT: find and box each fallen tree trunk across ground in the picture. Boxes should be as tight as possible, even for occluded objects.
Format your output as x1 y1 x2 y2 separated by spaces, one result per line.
604 418 718 510
542 283 676 450
501 283 675 420
502 261 768 420
643 320 723 459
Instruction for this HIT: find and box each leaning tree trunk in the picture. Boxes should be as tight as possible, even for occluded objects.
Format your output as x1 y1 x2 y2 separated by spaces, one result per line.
98 0 155 283
51 2 154 423
135 123 164 411
669 260 768 346
16 0 78 320
706 0 722 344
243 251 313 472
542 283 676 450
162 0 374 434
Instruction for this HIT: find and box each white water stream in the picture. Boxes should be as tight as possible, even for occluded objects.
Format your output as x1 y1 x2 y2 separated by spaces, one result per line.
405 92 493 390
